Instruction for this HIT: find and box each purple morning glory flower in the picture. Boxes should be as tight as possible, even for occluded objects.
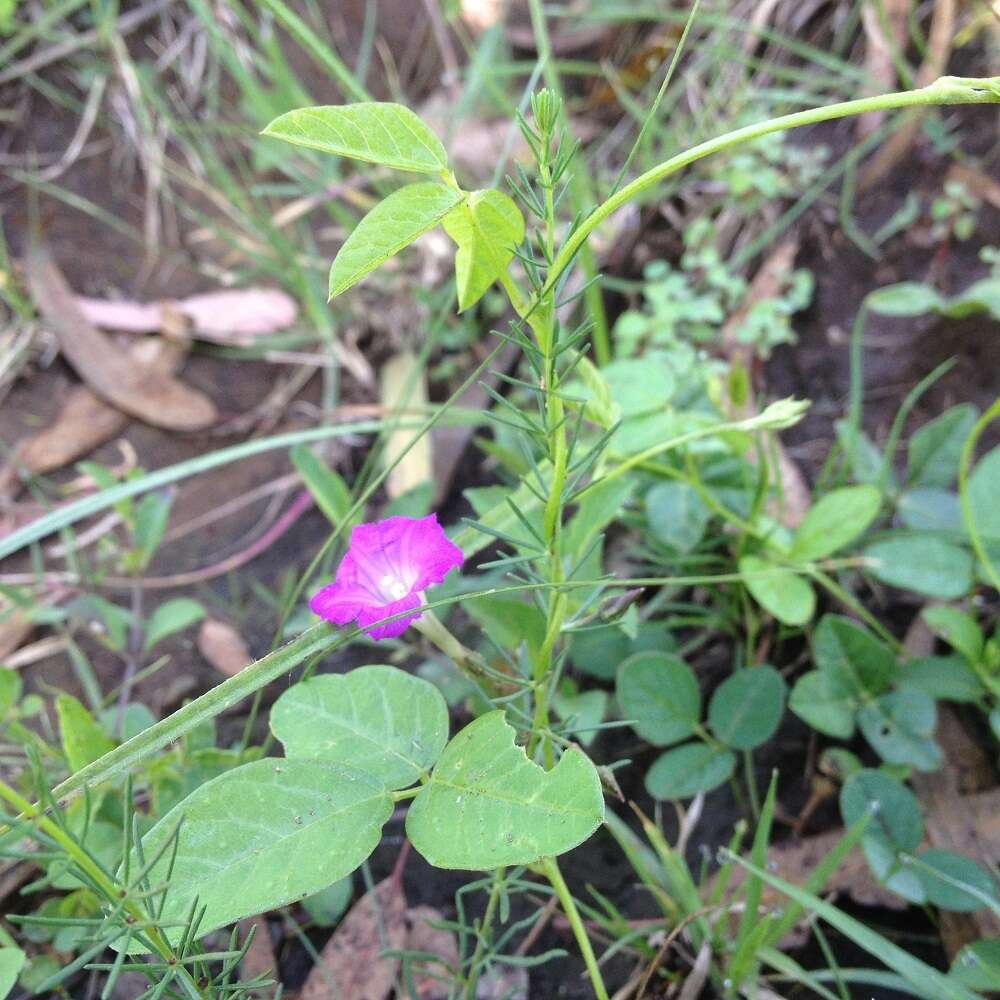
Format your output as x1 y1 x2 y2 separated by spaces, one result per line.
309 514 464 640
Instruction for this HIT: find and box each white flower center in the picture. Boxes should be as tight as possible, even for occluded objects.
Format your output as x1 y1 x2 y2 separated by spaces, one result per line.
379 573 410 601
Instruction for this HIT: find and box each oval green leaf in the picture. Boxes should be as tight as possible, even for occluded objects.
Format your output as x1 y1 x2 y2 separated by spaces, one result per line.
127 758 391 946
442 189 525 311
864 535 973 599
708 665 786 750
788 670 857 739
645 743 736 800
329 183 463 299
916 848 999 913
405 711 604 870
270 666 449 790
616 651 700 747
790 485 881 561
739 555 815 626
262 103 448 173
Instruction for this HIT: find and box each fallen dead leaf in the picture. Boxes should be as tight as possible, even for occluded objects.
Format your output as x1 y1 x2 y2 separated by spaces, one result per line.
300 878 408 1000
0 338 185 498
197 618 252 677
77 287 298 346
405 905 459 1000
0 608 33 661
381 351 432 501
26 244 217 430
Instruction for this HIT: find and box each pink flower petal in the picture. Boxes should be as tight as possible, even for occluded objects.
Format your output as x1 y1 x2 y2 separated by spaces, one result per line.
309 514 464 641
357 591 423 639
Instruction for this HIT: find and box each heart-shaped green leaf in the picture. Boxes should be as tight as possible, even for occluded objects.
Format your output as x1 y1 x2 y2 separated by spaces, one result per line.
262 103 449 173
442 189 525 310
329 183 463 298
405 711 604 869
127 759 391 946
857 689 942 772
270 666 448 790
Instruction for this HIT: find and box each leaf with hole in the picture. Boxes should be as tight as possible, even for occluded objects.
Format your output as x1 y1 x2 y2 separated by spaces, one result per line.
616 651 700 747
126 758 392 948
443 189 525 311
708 665 786 750
270 666 448 790
405 711 604 869
789 485 881 561
262 103 449 173
857 689 942 772
739 555 815 626
645 743 736 800
329 183 463 299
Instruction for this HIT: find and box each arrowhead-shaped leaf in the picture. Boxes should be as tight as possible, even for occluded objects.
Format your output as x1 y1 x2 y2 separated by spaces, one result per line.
270 666 449 790
329 182 462 298
442 189 525 310
262 103 449 173
406 711 604 869
127 759 391 946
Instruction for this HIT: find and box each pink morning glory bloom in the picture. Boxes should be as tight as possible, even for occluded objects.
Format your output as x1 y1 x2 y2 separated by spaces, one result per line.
309 514 464 640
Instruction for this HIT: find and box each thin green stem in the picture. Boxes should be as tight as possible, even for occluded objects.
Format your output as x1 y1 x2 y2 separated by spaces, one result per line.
464 867 506 999
538 76 1000 303
0 780 206 998
540 856 609 1000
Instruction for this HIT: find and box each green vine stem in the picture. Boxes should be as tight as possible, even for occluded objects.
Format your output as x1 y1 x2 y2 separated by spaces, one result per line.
539 855 609 1000
538 76 1000 303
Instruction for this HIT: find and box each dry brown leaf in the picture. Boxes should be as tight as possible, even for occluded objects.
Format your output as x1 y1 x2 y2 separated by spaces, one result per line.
197 618 252 677
0 608 33 662
76 288 298 347
301 878 408 1000
0 339 185 498
381 351 432 501
26 244 217 430
405 905 459 1000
